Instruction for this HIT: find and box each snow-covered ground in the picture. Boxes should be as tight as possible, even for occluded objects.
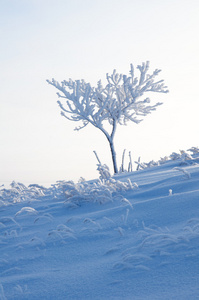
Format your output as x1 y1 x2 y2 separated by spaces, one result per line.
1 155 199 299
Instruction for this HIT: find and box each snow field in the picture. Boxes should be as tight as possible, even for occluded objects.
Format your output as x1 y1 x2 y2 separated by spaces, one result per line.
0 158 199 299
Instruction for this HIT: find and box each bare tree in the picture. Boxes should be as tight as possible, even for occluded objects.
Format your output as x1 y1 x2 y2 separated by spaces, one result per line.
47 61 168 174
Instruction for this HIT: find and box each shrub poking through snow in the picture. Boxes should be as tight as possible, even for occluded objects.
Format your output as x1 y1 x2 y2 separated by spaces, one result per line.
133 148 196 172
0 178 137 207
96 164 111 180
0 181 47 205
187 147 199 155
62 178 138 206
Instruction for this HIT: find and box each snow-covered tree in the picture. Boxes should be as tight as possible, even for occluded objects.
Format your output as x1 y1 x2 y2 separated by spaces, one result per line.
47 62 168 174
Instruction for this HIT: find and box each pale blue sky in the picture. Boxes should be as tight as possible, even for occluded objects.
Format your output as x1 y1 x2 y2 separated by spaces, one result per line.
1 0 199 185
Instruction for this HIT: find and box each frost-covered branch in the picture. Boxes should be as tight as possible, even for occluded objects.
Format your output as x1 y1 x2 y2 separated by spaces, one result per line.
47 62 168 173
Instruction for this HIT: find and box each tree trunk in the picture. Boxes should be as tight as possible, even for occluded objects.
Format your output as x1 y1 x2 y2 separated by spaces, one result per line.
109 139 118 174
99 119 118 174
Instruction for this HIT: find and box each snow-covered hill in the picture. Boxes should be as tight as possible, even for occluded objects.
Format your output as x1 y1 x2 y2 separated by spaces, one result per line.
1 157 199 299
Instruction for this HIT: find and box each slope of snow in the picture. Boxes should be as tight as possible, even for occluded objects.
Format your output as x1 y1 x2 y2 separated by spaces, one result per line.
1 159 199 299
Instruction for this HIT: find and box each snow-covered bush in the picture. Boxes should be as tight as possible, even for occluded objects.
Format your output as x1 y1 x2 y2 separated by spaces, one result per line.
62 178 138 206
133 148 195 173
0 178 138 207
169 150 192 162
169 152 181 160
179 150 193 163
96 164 111 180
0 181 46 205
159 156 169 164
187 147 199 155
144 160 159 168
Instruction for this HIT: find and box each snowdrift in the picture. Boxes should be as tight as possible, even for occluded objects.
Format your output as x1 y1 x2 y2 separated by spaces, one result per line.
1 157 199 299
